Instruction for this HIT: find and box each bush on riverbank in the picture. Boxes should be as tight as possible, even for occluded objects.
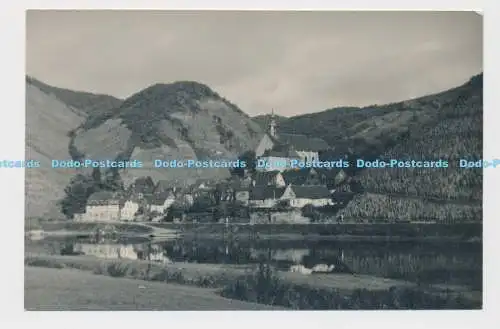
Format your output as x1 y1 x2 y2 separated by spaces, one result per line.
220 264 480 310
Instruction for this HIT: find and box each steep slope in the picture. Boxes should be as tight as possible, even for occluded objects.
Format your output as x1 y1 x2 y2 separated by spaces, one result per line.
72 81 264 186
338 75 482 222
257 74 483 222
25 79 87 219
26 76 122 116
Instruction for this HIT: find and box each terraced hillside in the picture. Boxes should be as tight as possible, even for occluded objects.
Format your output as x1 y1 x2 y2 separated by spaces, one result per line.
71 81 264 186
256 74 483 222
25 78 87 219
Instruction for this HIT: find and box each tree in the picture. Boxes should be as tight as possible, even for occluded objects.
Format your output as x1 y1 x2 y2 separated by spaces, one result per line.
91 168 102 188
192 195 214 212
214 202 229 221
232 150 256 177
212 183 227 205
59 174 97 219
167 199 190 221
103 168 124 192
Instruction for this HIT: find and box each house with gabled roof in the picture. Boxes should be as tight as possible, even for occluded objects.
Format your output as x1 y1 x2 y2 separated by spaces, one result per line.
254 111 330 166
314 167 348 189
281 168 328 186
283 185 333 208
120 192 143 221
256 147 302 172
253 171 286 187
149 191 176 214
249 186 287 208
85 191 125 221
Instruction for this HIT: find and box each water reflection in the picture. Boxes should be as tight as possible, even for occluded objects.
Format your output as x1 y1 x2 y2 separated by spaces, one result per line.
30 236 482 289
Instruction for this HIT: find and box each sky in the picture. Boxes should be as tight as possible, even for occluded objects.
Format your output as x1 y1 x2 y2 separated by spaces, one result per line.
26 10 483 117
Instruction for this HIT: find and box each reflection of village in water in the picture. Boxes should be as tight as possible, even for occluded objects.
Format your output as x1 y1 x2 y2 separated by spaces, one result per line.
54 236 352 274
33 233 481 288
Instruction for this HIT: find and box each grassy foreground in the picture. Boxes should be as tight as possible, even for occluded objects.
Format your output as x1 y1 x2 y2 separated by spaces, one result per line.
25 254 481 310
25 267 282 310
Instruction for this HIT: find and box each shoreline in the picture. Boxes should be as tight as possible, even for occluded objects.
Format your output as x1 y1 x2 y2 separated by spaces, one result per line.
28 221 482 243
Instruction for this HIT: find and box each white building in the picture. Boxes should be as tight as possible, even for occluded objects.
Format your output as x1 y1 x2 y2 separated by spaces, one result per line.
283 185 333 208
249 184 333 209
252 171 287 187
149 192 176 214
254 111 329 165
84 191 124 222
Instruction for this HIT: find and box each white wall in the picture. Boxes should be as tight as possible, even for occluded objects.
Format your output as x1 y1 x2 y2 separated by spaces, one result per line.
256 156 294 172
164 197 175 208
295 151 319 162
235 191 249 205
289 198 332 208
150 204 165 213
255 134 274 157
120 201 139 221
249 210 311 224
85 205 121 221
249 199 277 208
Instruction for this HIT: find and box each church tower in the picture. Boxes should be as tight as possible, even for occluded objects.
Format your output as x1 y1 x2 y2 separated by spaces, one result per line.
269 109 277 138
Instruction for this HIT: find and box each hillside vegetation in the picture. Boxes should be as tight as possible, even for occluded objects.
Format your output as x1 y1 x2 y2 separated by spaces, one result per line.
26 76 122 116
72 81 264 186
25 79 87 219
255 74 483 222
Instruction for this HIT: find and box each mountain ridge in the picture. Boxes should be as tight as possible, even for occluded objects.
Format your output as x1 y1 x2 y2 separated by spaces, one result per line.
25 76 122 116
25 73 483 221
70 80 264 187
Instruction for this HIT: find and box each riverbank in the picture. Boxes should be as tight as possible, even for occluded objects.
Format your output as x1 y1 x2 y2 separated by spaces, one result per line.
26 221 178 239
30 221 482 242
24 253 482 309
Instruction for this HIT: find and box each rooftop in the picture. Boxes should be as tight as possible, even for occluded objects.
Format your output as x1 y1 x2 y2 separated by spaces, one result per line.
276 133 329 152
249 186 286 200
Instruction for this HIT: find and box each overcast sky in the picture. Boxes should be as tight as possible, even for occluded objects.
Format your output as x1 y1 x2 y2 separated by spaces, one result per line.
26 10 482 117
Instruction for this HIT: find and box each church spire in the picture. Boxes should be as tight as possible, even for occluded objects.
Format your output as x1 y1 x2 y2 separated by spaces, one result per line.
269 109 277 137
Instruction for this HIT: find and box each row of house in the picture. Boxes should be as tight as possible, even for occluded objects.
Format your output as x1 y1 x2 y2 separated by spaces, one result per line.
78 177 184 222
77 165 347 222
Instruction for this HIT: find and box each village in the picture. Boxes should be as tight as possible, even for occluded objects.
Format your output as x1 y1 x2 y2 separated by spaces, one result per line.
74 114 349 224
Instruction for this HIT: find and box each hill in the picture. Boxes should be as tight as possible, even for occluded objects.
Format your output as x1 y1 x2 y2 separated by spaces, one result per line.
255 74 483 222
25 78 87 219
71 81 264 186
26 76 122 116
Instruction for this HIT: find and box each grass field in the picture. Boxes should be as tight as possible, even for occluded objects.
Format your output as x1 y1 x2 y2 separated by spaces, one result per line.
25 266 283 310
24 254 481 306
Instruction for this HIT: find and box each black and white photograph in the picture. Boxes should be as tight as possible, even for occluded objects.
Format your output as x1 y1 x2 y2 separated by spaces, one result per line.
23 10 483 311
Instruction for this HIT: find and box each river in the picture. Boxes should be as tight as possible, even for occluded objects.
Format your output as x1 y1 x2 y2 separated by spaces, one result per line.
26 235 482 290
